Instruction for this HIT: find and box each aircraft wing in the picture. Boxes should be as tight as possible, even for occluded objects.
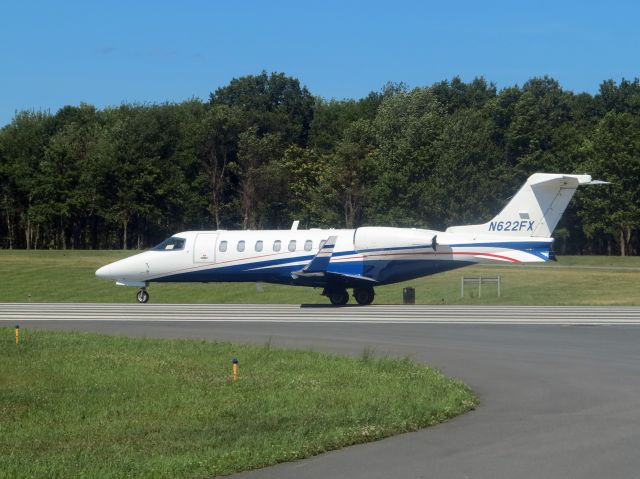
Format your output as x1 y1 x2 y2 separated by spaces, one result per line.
292 236 378 284
326 272 378 284
292 236 338 278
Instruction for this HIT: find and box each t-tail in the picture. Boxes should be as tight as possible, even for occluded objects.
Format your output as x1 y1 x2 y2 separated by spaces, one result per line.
446 173 607 238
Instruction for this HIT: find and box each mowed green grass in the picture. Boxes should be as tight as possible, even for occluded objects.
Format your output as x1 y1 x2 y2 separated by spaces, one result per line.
0 328 477 478
1 250 640 304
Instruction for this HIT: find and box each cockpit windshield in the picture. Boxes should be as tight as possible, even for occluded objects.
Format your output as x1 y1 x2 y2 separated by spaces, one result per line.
152 237 186 251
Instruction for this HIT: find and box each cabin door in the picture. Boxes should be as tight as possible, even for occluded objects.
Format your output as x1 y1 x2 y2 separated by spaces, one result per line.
193 233 217 263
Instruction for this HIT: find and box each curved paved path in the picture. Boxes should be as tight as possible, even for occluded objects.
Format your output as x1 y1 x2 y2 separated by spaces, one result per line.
2 303 640 479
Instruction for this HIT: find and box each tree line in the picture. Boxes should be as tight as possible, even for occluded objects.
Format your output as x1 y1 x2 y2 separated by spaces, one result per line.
1 72 639 255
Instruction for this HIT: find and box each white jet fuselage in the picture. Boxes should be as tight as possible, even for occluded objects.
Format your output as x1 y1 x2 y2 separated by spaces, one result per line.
95 226 552 288
96 173 604 304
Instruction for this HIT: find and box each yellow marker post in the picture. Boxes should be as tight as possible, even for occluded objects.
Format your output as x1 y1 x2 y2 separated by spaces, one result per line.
232 358 239 382
15 325 19 345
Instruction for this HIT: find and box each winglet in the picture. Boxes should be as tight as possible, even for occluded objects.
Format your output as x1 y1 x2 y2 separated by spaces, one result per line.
292 236 337 278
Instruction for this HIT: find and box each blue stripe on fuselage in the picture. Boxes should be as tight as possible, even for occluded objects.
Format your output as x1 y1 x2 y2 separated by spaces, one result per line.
150 240 550 285
153 257 471 286
153 253 315 283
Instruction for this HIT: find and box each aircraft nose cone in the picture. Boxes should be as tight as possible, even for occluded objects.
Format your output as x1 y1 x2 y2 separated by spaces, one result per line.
95 255 148 282
95 264 113 279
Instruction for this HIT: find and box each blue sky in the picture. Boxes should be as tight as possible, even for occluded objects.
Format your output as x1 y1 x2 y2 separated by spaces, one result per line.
1 0 639 126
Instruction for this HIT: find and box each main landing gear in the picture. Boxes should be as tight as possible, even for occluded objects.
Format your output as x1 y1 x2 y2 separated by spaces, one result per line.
323 286 375 306
328 289 350 306
353 287 375 305
136 288 149 303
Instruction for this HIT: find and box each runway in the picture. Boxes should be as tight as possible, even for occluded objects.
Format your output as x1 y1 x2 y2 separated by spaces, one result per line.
2 303 640 479
3 303 640 324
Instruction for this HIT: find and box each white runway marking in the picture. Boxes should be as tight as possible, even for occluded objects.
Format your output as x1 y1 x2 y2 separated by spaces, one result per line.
2 303 640 325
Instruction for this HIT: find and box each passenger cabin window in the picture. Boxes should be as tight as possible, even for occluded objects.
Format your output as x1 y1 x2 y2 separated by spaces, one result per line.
219 240 227 252
152 237 186 251
288 240 296 252
319 239 327 249
255 240 263 252
237 240 245 252
273 240 281 252
304 240 313 251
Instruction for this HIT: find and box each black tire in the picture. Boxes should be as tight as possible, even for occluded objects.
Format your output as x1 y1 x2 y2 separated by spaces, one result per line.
329 290 349 306
354 287 375 305
137 290 149 303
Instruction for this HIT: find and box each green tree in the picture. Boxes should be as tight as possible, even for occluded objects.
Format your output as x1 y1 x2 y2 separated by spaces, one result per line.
101 105 186 248
597 78 640 114
430 107 503 228
369 87 446 226
1 74 639 255
579 111 640 255
270 145 334 227
326 119 377 228
0 110 56 249
210 71 314 146
193 104 244 229
309 91 384 153
36 104 106 249
504 76 573 175
236 129 283 229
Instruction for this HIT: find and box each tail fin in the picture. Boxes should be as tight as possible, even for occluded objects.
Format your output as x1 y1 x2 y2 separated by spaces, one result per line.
446 173 606 238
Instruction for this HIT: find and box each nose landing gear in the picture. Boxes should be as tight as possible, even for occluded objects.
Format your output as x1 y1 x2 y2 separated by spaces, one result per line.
136 289 149 303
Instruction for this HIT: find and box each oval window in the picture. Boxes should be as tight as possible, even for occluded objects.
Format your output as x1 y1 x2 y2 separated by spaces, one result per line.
304 240 313 251
237 240 245 252
288 240 296 252
273 240 281 252
219 240 227 252
255 240 263 252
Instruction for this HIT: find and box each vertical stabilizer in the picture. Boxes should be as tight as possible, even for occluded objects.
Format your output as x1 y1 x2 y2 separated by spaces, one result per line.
446 173 602 237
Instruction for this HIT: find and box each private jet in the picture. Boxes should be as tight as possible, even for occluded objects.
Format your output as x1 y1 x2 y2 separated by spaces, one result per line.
96 173 605 305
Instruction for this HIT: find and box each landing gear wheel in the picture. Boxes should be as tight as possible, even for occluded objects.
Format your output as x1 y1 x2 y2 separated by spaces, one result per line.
329 290 349 306
137 289 149 303
354 287 375 305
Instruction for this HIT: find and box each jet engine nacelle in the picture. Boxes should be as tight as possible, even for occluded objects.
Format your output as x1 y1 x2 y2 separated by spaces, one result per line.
354 227 439 252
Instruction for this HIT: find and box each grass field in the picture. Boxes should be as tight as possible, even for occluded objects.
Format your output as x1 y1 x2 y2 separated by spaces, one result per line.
1 250 640 304
0 328 477 478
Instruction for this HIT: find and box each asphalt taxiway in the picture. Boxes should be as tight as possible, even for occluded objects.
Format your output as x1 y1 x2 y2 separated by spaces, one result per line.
2 303 640 479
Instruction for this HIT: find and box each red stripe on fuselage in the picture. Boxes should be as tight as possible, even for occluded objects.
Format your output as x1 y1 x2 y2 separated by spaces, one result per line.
331 251 520 263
